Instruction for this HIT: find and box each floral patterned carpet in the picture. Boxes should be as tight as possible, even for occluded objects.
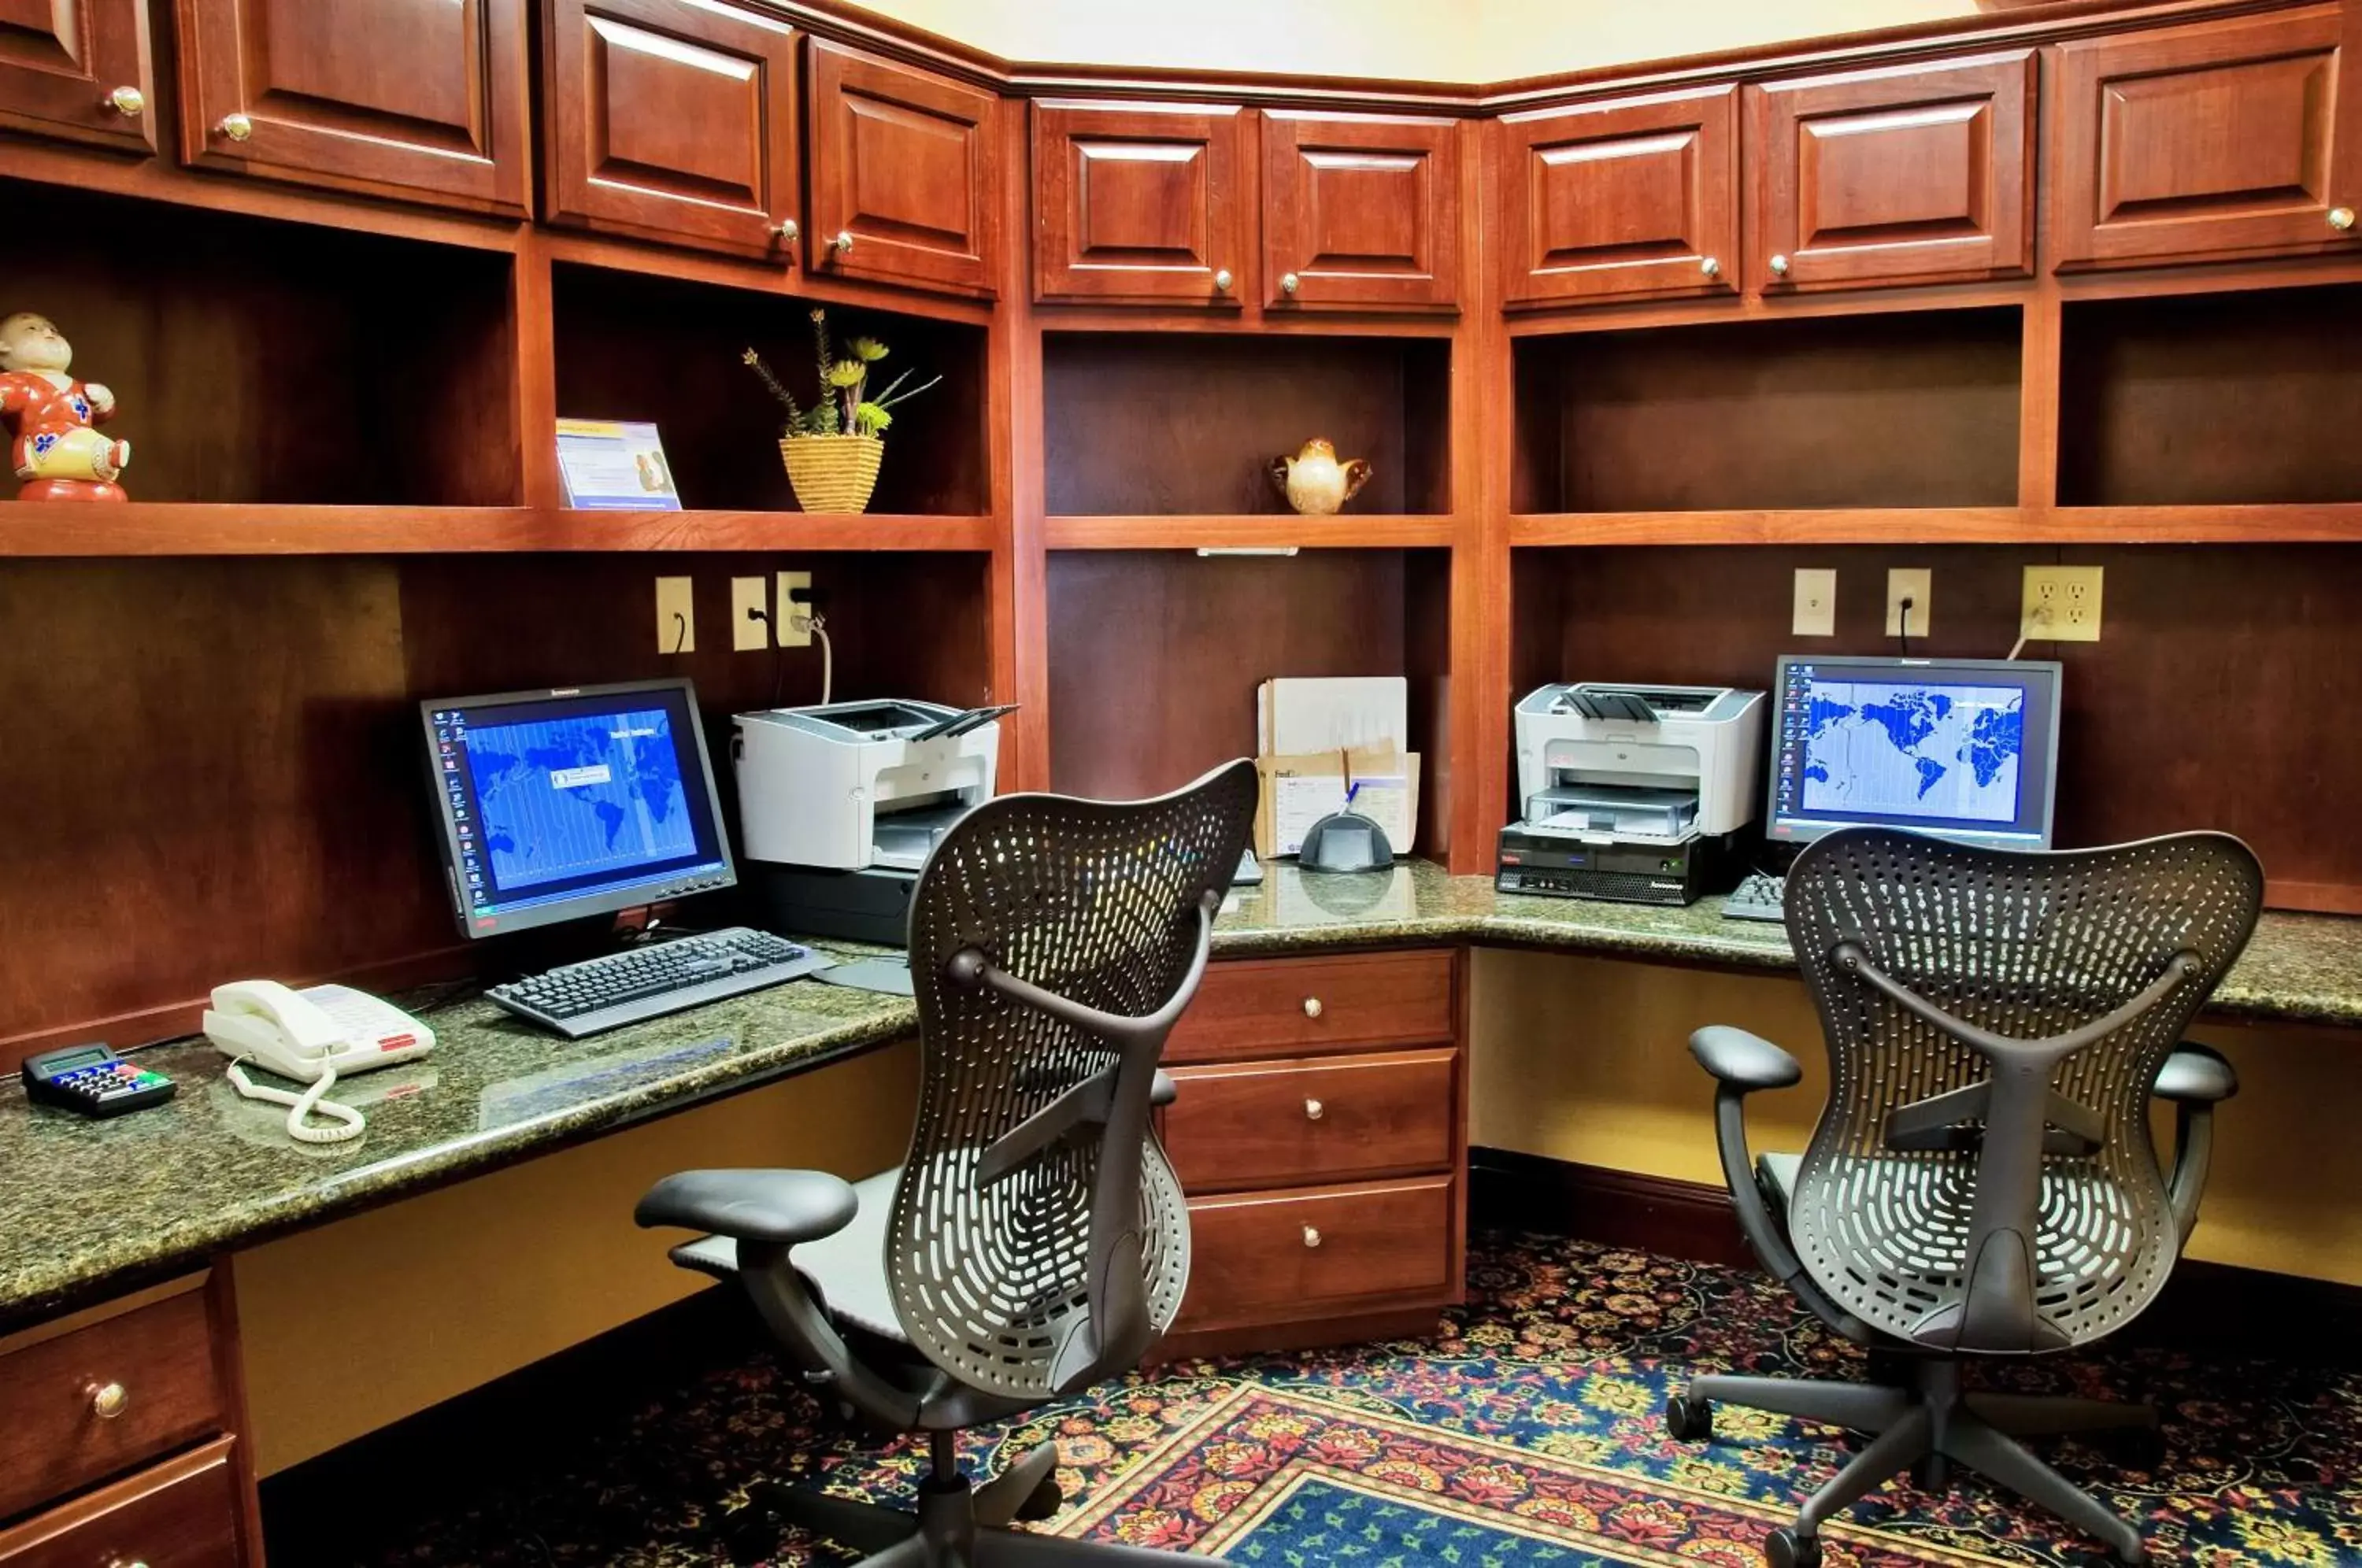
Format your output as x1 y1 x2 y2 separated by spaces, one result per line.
343 1233 2362 1567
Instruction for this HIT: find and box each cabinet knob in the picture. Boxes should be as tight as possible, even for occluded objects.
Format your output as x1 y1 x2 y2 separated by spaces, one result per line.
89 1381 128 1419
1768 253 1792 279
2331 206 2356 232
773 219 800 243
107 86 145 118
1304 1097 1324 1121
1280 272 1301 295
1301 997 1323 1019
1699 256 1720 279
1213 268 1234 292
1301 1226 1322 1249
831 230 855 256
217 113 254 142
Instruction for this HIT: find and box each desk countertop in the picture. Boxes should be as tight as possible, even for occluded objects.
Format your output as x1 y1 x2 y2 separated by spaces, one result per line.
5 864 2357 1326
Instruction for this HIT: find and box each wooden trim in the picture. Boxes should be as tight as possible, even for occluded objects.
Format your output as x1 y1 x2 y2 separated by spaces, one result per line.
0 506 996 557
0 1272 209 1356
1042 515 1453 549
209 1266 266 1566
535 230 998 326
1509 505 2362 546
0 1434 242 1556
2264 881 2362 916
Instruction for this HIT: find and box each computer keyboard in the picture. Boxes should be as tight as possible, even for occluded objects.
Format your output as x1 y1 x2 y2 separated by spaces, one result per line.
1722 872 1788 923
488 928 832 1039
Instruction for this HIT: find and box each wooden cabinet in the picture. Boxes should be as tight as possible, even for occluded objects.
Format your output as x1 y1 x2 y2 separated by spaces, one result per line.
2053 6 2361 269
1497 85 1739 306
1178 1177 1457 1331
1163 1048 1457 1192
1752 52 2035 290
174 0 528 214
542 0 799 257
806 40 999 298
1165 949 1456 1061
1262 111 1461 310
1032 98 1247 305
0 0 154 154
0 1437 244 1567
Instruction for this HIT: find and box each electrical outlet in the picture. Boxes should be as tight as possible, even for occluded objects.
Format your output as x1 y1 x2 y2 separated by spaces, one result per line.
1885 568 1931 638
654 576 695 654
731 576 770 651
1792 568 1837 638
776 570 813 649
2022 564 2104 642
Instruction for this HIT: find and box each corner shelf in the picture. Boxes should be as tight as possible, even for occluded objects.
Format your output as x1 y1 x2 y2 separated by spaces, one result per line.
1045 514 1453 550
0 505 995 557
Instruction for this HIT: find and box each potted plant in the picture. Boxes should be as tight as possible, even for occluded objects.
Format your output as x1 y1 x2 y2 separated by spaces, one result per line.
743 309 939 515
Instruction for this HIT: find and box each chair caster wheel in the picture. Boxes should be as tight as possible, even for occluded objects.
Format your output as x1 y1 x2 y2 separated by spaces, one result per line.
1015 1474 1064 1522
1766 1527 1823 1568
1665 1393 1713 1441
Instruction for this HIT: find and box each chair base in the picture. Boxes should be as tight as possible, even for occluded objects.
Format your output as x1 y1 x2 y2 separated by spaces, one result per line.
1673 1359 2157 1566
720 1439 1235 1568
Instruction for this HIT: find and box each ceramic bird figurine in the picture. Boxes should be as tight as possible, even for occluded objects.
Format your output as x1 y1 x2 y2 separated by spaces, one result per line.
0 312 130 502
1269 438 1372 516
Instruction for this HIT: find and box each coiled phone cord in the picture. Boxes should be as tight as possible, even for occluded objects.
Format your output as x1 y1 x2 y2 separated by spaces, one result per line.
226 1056 367 1144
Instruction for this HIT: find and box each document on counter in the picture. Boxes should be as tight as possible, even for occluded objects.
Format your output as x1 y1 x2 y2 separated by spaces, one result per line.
1257 749 1419 858
1257 677 1408 756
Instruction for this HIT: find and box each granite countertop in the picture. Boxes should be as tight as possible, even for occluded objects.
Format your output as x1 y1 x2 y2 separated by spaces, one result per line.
5 865 2358 1326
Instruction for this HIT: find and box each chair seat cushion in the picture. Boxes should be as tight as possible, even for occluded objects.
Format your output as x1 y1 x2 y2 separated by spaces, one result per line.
668 1167 908 1343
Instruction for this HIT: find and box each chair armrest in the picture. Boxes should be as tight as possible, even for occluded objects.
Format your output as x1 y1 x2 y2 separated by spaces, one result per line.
1690 1026 1802 1092
2153 1045 2237 1246
634 1169 858 1246
1152 1069 1177 1108
2155 1045 2238 1104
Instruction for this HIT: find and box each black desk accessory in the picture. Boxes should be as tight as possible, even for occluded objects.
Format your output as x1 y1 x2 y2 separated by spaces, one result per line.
1298 809 1394 873
23 1043 177 1118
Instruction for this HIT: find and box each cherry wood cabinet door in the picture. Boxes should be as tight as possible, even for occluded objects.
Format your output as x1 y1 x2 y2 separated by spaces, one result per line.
175 0 528 214
2052 6 2362 269
542 0 799 258
1498 84 1739 306
1033 98 1247 305
806 39 998 298
1262 110 1460 311
1752 51 2034 292
0 0 154 153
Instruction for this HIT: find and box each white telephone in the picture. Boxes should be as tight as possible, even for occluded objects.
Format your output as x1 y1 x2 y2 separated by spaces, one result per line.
204 982 436 1145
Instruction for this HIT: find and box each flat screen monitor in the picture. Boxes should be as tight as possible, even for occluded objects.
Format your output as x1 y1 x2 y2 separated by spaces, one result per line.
420 679 735 937
1767 654 2062 852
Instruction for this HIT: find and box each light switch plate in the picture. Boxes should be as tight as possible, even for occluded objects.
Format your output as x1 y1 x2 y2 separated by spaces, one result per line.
655 576 694 654
1792 568 1837 638
1886 568 1931 638
731 576 770 651
2022 564 2103 642
776 570 812 649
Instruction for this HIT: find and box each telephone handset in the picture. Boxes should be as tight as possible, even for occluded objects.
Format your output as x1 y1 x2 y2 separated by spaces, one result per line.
204 982 435 1145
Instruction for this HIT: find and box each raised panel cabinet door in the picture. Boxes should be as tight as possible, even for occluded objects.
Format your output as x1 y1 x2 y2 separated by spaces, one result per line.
1033 98 1247 305
1753 51 2034 291
175 0 528 213
0 0 154 153
807 39 998 298
1263 110 1460 310
2053 6 2361 268
1498 84 1739 306
543 0 798 258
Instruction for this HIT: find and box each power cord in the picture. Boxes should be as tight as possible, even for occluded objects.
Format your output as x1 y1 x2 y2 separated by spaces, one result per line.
1897 597 1916 656
746 587 835 708
670 611 690 655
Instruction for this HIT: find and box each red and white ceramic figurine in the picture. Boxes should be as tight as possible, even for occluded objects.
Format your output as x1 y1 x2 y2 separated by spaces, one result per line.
0 312 130 502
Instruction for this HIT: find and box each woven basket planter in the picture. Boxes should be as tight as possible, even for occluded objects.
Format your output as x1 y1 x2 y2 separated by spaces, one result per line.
779 433 883 514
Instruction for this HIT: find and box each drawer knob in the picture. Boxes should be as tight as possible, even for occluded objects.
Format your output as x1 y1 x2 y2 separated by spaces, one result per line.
1301 997 1324 1019
1698 255 1720 279
89 1381 128 1419
1304 1097 1324 1121
831 230 855 256
1768 253 1792 279
217 113 254 142
1213 268 1234 292
1280 272 1301 295
108 86 146 118
772 219 800 243
1301 1226 1322 1249
2332 206 2357 232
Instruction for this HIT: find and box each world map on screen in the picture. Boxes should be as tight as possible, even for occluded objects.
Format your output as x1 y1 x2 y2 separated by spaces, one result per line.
1801 682 2023 825
461 708 694 891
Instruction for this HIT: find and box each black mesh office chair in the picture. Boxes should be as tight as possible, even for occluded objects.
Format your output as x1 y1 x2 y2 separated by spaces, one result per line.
635 759 1257 1568
1669 827 2261 1568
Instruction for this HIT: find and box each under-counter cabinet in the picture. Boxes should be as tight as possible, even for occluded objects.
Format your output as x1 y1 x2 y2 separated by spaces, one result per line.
541 0 799 257
2052 5 2362 269
1261 111 1461 310
1750 52 2034 290
174 0 529 213
1032 99 1248 305
0 0 154 154
1496 85 1740 305
805 39 1001 297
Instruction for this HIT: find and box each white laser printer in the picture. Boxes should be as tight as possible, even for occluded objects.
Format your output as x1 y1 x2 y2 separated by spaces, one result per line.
1496 682 1765 906
733 698 1009 944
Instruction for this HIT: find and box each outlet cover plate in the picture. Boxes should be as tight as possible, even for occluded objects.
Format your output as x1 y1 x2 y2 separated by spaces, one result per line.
1792 568 1837 638
1885 568 1931 638
2022 564 2103 642
776 570 812 649
731 576 770 651
655 575 694 654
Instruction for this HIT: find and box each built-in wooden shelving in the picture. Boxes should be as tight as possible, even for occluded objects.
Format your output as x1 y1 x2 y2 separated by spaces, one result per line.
1045 514 1455 550
1508 505 2362 548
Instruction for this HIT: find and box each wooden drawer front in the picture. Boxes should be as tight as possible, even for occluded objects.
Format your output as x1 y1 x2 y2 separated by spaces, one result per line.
807 39 999 297
1179 1177 1455 1329
1498 85 1739 306
542 0 800 257
1033 98 1246 305
0 1287 224 1525
0 1437 242 1566
1164 1048 1456 1193
176 0 529 214
1753 51 2034 291
1262 111 1461 311
2053 7 2360 269
1165 950 1453 1063
0 0 154 154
